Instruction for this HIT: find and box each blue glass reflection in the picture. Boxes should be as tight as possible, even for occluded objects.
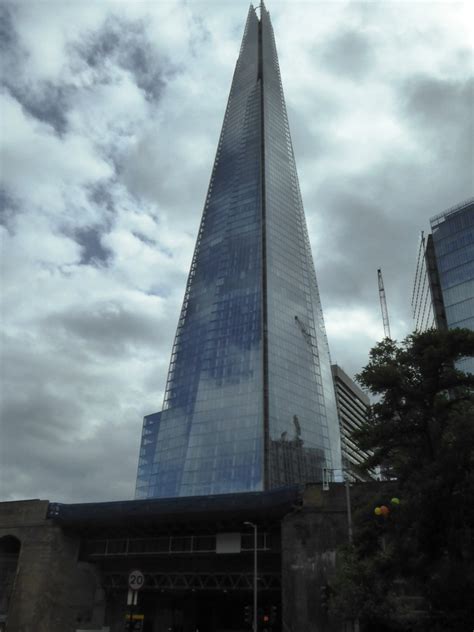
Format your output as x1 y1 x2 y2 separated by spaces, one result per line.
431 200 474 374
136 6 342 499
136 8 264 499
261 9 342 486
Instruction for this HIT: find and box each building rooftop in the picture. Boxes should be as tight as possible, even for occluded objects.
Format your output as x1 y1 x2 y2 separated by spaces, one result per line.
331 364 370 405
430 196 474 227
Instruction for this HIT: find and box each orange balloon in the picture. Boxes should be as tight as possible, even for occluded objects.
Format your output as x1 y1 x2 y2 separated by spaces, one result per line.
380 505 390 517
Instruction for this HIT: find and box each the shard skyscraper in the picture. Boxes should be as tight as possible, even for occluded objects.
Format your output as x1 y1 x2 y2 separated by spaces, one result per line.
136 3 342 499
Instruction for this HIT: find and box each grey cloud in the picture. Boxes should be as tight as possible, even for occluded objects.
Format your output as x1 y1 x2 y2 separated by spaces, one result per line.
347 2 384 23
2 421 141 502
7 81 74 135
309 74 474 324
287 103 336 162
44 301 167 356
0 188 20 231
1 378 142 502
1 5 74 135
88 182 116 211
0 4 16 52
400 75 473 161
0 337 94 446
311 138 473 355
313 186 415 305
131 231 157 248
86 182 118 230
66 186 117 264
402 75 473 125
74 16 178 102
81 25 120 67
189 13 211 55
321 30 374 79
122 141 210 229
73 226 112 266
0 4 26 83
0 317 164 501
0 2 28 86
2 8 177 136
2 382 84 443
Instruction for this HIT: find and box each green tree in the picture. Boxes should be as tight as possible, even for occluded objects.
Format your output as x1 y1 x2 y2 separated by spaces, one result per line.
331 328 474 631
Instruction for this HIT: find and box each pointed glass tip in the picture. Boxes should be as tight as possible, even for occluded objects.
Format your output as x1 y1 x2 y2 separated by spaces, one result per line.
251 2 266 20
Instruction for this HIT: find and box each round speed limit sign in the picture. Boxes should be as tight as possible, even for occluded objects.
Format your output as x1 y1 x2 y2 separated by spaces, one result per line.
128 569 145 591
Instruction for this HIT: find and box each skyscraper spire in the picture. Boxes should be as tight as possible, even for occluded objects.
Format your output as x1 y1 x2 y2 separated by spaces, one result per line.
135 5 342 499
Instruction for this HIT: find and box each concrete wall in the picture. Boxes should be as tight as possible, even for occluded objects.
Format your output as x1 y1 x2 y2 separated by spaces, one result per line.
0 500 105 632
281 484 349 632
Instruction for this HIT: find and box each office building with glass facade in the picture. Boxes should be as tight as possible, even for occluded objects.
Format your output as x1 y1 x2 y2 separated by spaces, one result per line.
412 197 474 373
135 4 342 499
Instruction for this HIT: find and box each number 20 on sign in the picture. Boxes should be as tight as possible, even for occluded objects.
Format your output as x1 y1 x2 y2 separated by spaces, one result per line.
128 570 145 591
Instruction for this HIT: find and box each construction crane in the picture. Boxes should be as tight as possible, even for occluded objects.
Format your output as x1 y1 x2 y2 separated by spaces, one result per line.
377 268 391 339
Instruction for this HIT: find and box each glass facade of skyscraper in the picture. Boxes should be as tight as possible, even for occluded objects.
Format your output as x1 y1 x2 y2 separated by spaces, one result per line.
430 199 474 373
412 198 474 372
135 5 342 499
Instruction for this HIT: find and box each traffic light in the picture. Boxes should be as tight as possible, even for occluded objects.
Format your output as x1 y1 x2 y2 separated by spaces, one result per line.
270 605 277 624
244 605 252 625
320 584 330 612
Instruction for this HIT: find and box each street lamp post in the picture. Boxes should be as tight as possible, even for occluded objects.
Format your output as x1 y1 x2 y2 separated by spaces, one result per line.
244 521 258 632
343 471 353 545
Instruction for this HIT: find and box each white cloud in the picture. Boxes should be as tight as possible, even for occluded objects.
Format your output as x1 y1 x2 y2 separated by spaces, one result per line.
68 71 149 147
12 2 107 82
1 91 113 222
325 306 383 342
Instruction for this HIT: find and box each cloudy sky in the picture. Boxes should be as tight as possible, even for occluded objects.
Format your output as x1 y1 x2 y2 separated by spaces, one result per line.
1 0 472 503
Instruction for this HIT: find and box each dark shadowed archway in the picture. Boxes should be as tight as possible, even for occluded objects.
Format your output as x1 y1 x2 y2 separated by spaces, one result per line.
0 535 21 631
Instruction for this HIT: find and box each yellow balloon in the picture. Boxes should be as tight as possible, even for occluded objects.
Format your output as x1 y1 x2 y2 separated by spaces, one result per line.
374 507 382 515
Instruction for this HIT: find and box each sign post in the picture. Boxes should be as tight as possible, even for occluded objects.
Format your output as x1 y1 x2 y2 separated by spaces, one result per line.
126 570 144 631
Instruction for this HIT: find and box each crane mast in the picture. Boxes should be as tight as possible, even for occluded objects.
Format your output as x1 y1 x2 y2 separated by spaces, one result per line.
377 268 391 339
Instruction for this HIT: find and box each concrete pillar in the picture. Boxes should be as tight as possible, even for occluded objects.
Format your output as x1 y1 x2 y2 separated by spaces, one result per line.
281 484 348 632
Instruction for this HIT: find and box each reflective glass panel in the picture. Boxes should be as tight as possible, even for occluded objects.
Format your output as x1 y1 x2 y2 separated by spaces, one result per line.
136 6 342 498
431 200 474 374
